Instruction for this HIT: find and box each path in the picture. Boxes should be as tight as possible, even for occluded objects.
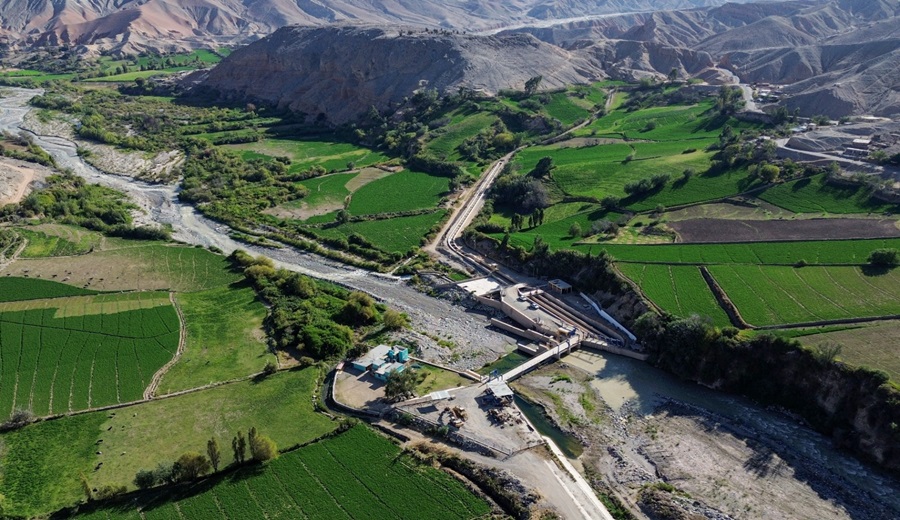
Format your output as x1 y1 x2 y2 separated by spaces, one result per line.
143 292 187 399
501 334 583 382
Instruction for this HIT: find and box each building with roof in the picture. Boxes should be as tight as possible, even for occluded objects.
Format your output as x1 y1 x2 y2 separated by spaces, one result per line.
548 279 572 294
351 345 409 377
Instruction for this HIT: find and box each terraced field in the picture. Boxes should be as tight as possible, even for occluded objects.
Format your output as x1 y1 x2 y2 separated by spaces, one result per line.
708 265 900 326
0 289 179 417
318 210 448 254
758 174 900 215
347 170 449 215
618 263 731 327
229 138 389 173
68 425 491 520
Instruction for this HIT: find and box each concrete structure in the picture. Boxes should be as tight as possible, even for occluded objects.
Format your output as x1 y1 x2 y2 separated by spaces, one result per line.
548 279 572 294
351 344 409 380
486 381 514 405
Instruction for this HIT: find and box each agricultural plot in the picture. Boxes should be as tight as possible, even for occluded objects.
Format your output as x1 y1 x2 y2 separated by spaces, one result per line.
0 277 97 302
757 174 900 214
592 238 900 265
317 210 447 254
348 170 449 215
0 367 335 517
16 225 102 258
229 138 389 173
793 321 900 382
494 202 621 251
5 243 242 292
71 425 491 520
423 110 498 162
618 263 731 327
0 291 179 417
542 91 596 126
708 265 900 326
159 284 271 394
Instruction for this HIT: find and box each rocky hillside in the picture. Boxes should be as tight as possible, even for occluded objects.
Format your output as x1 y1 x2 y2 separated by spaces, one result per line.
509 0 900 117
199 25 603 124
0 0 748 53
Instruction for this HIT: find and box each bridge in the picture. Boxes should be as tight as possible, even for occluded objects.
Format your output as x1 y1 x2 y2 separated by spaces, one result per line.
499 333 589 382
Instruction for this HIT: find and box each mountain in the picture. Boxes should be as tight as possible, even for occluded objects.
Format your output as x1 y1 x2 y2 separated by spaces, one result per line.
198 25 603 124
506 0 900 117
0 0 747 53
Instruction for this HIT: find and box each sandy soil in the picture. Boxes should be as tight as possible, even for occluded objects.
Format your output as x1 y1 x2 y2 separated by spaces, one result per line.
0 157 50 205
670 217 900 243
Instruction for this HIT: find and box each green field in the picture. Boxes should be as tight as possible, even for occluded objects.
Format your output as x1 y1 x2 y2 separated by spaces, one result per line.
543 91 596 126
0 291 179 417
348 170 449 215
17 226 102 258
318 211 447 254
757 174 900 214
0 277 98 302
229 138 390 173
492 202 620 251
709 265 900 326
792 321 900 382
68 425 491 520
293 172 356 210
0 368 335 517
424 110 498 161
617 263 731 327
7 242 243 293
159 284 271 394
591 238 900 265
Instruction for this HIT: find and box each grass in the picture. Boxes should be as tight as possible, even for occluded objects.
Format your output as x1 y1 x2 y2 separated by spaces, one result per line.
159 284 271 394
67 425 491 520
543 91 594 126
589 238 900 265
0 292 179 417
0 277 98 302
317 210 447 254
709 265 900 326
791 321 900 382
477 350 529 375
290 172 355 210
757 174 900 214
618 263 731 327
0 367 336 516
229 138 389 173
348 170 449 215
494 203 621 251
16 225 102 258
414 364 471 395
7 243 243 292
424 110 498 161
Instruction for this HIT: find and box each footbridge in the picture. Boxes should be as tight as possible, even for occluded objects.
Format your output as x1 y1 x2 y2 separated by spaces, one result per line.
500 333 587 382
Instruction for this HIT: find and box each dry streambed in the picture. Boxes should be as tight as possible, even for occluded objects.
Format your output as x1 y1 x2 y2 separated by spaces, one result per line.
515 354 900 520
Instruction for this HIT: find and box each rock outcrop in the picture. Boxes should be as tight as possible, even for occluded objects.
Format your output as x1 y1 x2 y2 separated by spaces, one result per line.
199 25 603 124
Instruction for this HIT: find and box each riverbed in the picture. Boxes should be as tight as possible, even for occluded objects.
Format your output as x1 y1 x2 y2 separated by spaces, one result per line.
563 347 900 516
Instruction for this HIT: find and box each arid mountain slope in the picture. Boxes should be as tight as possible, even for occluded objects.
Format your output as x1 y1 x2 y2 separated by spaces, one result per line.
199 25 602 124
510 0 900 117
0 0 748 52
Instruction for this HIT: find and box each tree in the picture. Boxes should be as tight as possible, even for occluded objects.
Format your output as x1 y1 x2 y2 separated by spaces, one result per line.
868 248 899 267
530 156 554 178
153 462 176 485
173 452 211 481
759 164 781 182
385 368 420 401
342 291 378 325
569 222 582 238
248 427 279 462
524 75 543 96
207 438 222 472
383 309 408 330
134 469 157 489
232 431 247 464
667 68 678 83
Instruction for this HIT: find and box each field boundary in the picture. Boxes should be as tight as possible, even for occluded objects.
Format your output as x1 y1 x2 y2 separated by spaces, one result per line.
143 292 186 399
611 263 665 315
756 313 900 331
699 266 751 329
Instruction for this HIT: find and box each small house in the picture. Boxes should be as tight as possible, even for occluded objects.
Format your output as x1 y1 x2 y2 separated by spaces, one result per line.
351 344 393 372
374 362 406 381
548 279 573 294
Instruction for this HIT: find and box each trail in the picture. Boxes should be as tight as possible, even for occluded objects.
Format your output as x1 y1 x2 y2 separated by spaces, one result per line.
142 292 186 399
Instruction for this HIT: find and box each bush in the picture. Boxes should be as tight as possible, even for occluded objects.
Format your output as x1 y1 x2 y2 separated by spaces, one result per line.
868 248 899 267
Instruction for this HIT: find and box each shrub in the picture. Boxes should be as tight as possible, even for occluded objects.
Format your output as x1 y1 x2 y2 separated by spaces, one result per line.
868 248 899 267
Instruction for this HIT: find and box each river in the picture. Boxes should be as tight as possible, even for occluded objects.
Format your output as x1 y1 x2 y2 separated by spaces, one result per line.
0 87 512 369
565 347 900 512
